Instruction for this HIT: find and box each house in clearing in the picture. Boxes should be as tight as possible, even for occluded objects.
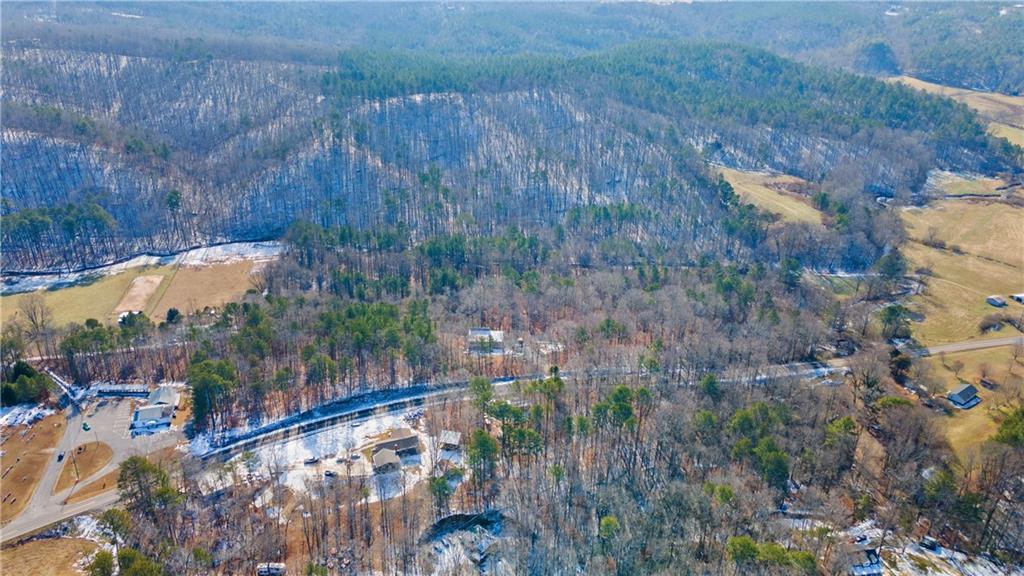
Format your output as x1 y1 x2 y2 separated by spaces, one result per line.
947 383 981 409
147 385 180 408
372 448 401 474
986 295 1007 307
371 427 420 455
468 327 504 355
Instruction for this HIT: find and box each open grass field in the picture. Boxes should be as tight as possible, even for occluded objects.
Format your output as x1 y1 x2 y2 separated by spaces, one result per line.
1 266 175 328
901 200 1024 346
928 171 1006 197
0 414 66 524
718 167 823 226
53 441 113 495
890 76 1024 128
923 347 1023 460
1 260 257 328
890 76 1024 152
0 537 98 576
990 122 1024 147
148 260 256 320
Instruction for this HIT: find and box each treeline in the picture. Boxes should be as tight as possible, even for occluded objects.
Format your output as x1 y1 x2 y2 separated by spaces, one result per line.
321 42 1016 172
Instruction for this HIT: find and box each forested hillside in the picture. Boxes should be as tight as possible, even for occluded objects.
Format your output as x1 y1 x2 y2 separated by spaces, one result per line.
3 36 1018 272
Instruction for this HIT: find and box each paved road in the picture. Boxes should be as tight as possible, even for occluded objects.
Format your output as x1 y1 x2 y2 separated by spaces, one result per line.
4 333 1020 544
921 335 1023 356
1 399 180 544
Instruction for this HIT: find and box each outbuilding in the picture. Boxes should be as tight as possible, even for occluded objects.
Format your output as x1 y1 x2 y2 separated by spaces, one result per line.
131 404 174 431
147 385 180 408
440 430 462 451
986 295 1007 307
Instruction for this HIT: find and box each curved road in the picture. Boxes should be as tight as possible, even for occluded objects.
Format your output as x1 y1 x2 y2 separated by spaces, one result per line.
3 335 1020 544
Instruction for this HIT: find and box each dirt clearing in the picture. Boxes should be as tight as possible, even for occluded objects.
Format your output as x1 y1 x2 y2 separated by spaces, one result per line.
719 167 823 226
114 275 164 315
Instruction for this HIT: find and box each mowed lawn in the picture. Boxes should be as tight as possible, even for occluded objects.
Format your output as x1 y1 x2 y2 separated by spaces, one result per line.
718 167 823 226
923 347 1023 460
1 261 257 328
901 200 1024 346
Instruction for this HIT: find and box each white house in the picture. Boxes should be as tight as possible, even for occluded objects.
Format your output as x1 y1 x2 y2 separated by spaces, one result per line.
131 404 174 431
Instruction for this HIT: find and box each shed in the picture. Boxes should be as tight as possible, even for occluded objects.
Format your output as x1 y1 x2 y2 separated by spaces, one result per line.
1012 293 1024 304
372 448 400 473
947 384 980 409
147 386 180 408
440 430 462 450
986 295 1007 307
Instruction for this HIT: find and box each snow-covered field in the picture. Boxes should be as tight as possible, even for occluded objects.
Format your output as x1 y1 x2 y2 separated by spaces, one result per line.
1 241 284 294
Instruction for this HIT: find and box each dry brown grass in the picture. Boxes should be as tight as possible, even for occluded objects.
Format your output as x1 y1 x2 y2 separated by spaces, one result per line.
900 200 1024 345
149 261 256 321
53 442 113 495
0 537 97 576
0 414 66 524
64 445 180 505
718 167 823 225
924 347 1024 460
890 76 1024 127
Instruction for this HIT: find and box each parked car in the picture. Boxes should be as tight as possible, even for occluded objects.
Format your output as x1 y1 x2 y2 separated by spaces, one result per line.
350 453 361 461
82 423 91 431
324 470 338 478
57 452 65 462
303 457 320 465
920 537 940 552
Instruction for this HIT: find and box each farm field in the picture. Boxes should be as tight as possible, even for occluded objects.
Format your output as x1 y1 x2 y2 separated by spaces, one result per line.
928 171 1005 197
0 537 98 576
53 441 113 495
890 76 1024 151
922 347 1023 460
0 414 67 524
890 75 1024 128
718 167 823 225
900 199 1024 346
1 260 257 328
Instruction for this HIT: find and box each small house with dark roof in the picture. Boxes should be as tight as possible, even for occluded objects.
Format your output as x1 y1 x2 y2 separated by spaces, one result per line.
986 295 1007 307
371 428 419 455
948 384 980 409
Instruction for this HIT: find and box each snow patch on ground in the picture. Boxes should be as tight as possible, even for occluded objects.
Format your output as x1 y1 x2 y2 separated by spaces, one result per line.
1 241 284 294
0 404 54 428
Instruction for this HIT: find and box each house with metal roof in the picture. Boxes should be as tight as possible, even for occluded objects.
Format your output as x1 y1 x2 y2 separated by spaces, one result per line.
947 383 981 409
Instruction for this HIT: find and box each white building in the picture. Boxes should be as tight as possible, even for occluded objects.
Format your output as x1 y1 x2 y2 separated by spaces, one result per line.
131 404 174 432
